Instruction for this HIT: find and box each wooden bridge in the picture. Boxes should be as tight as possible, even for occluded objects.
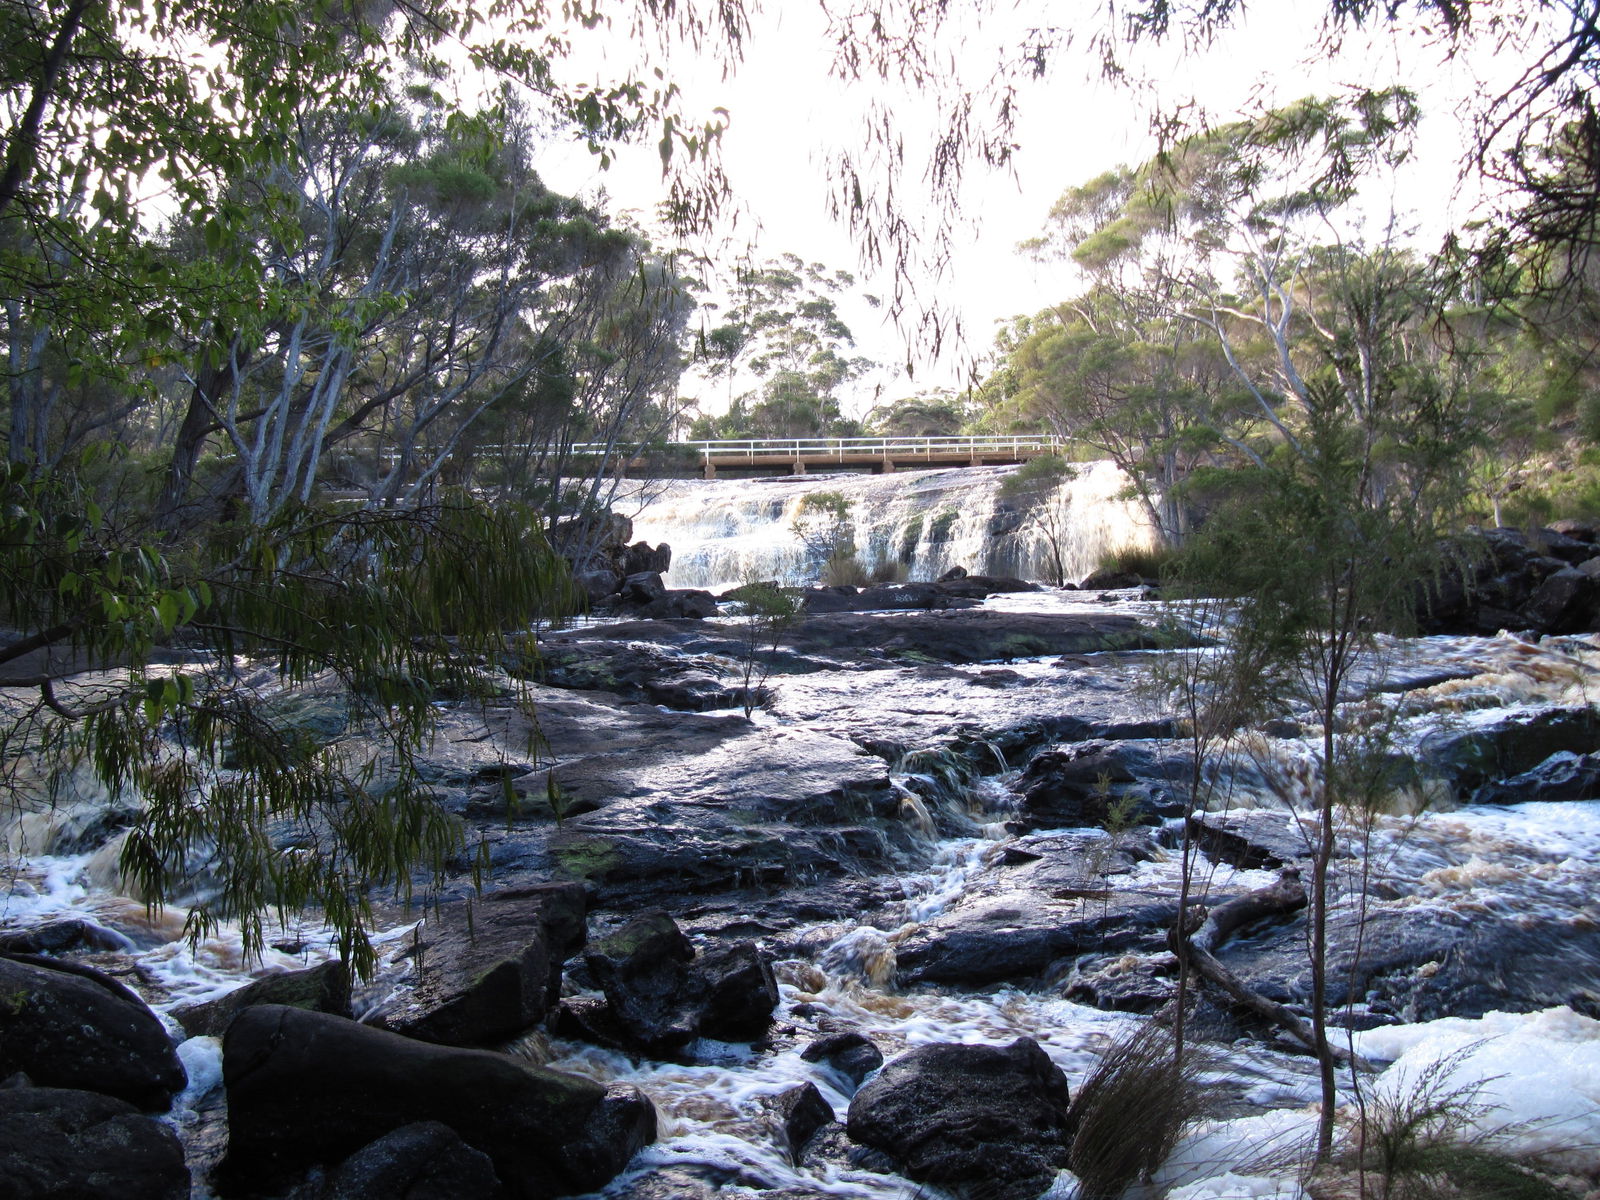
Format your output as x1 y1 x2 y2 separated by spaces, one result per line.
568 435 1069 478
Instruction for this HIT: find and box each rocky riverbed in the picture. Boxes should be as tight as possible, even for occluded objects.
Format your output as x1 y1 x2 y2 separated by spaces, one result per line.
6 580 1600 1199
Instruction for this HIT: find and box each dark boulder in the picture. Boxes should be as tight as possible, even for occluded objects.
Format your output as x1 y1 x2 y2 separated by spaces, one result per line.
582 912 778 1053
0 1086 188 1200
325 1121 504 1200
621 572 667 605
1419 527 1600 635
766 1082 835 1159
621 541 672 577
800 1032 883 1089
0 918 130 956
380 884 587 1046
1473 751 1600 805
171 960 351 1039
1418 707 1600 798
584 911 699 1053
640 589 719 620
1014 740 1187 830
0 955 185 1111
220 1005 653 1200
694 941 780 1042
846 1038 1074 1200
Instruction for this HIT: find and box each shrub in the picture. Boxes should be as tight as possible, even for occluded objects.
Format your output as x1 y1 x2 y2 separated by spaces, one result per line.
821 546 871 587
1068 1022 1210 1200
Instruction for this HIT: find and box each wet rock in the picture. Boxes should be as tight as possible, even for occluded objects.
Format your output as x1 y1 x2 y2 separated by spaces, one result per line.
766 1082 834 1159
220 1005 653 1200
893 832 1173 987
1473 751 1600 805
1418 707 1600 798
846 1038 1074 1200
1184 811 1312 871
171 960 352 1039
584 911 699 1052
0 955 185 1111
641 672 755 711
1063 953 1179 1013
639 589 719 620
325 1121 504 1200
582 912 778 1053
621 541 672 577
0 1086 189 1200
1014 739 1190 830
621 572 667 605
800 1032 884 1088
694 940 781 1042
379 884 587 1047
0 918 131 956
1213 903 1600 1023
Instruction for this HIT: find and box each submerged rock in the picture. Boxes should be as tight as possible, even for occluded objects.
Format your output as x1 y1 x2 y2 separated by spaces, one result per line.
220 1005 653 1200
0 956 185 1111
846 1038 1074 1200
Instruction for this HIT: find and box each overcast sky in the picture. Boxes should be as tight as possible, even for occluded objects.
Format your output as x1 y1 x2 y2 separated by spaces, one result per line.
532 2 1532 416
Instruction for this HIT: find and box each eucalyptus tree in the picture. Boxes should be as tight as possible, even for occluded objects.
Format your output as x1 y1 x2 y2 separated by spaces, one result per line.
692 252 876 438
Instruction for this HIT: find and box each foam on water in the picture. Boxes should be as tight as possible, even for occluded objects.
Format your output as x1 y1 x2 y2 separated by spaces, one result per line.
1350 1006 1600 1166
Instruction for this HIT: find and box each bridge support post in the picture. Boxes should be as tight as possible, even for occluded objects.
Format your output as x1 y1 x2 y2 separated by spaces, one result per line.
703 460 716 479
792 460 806 475
881 458 896 474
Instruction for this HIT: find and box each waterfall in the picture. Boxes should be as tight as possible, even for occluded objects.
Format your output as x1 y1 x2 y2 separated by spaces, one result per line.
622 462 1158 591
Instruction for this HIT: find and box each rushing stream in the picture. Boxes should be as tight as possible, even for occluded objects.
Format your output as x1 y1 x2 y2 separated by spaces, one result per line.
8 585 1600 1198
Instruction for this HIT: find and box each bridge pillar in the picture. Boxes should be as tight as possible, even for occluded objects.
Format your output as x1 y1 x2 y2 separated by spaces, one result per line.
792 460 806 475
879 458 896 474
703 460 717 479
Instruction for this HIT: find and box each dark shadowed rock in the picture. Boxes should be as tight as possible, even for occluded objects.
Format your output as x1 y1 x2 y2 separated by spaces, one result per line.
846 1038 1073 1200
1184 811 1312 871
0 955 185 1110
1418 707 1600 798
325 1121 504 1200
766 1082 835 1159
380 884 587 1046
621 572 667 605
0 1086 188 1200
585 911 699 1053
0 918 130 956
220 1005 653 1200
621 541 672 577
581 912 778 1052
1474 751 1600 805
800 1032 884 1089
171 960 351 1039
694 941 780 1042
639 590 719 620
1014 739 1189 830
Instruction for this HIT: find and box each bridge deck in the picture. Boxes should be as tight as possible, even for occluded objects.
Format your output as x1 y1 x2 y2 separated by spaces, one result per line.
567 436 1068 478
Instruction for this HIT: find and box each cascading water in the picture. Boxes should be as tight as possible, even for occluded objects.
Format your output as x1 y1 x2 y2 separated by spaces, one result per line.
8 595 1600 1198
621 462 1157 590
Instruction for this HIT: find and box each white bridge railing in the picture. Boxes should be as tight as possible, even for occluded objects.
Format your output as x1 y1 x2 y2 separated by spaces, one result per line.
564 435 1068 462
